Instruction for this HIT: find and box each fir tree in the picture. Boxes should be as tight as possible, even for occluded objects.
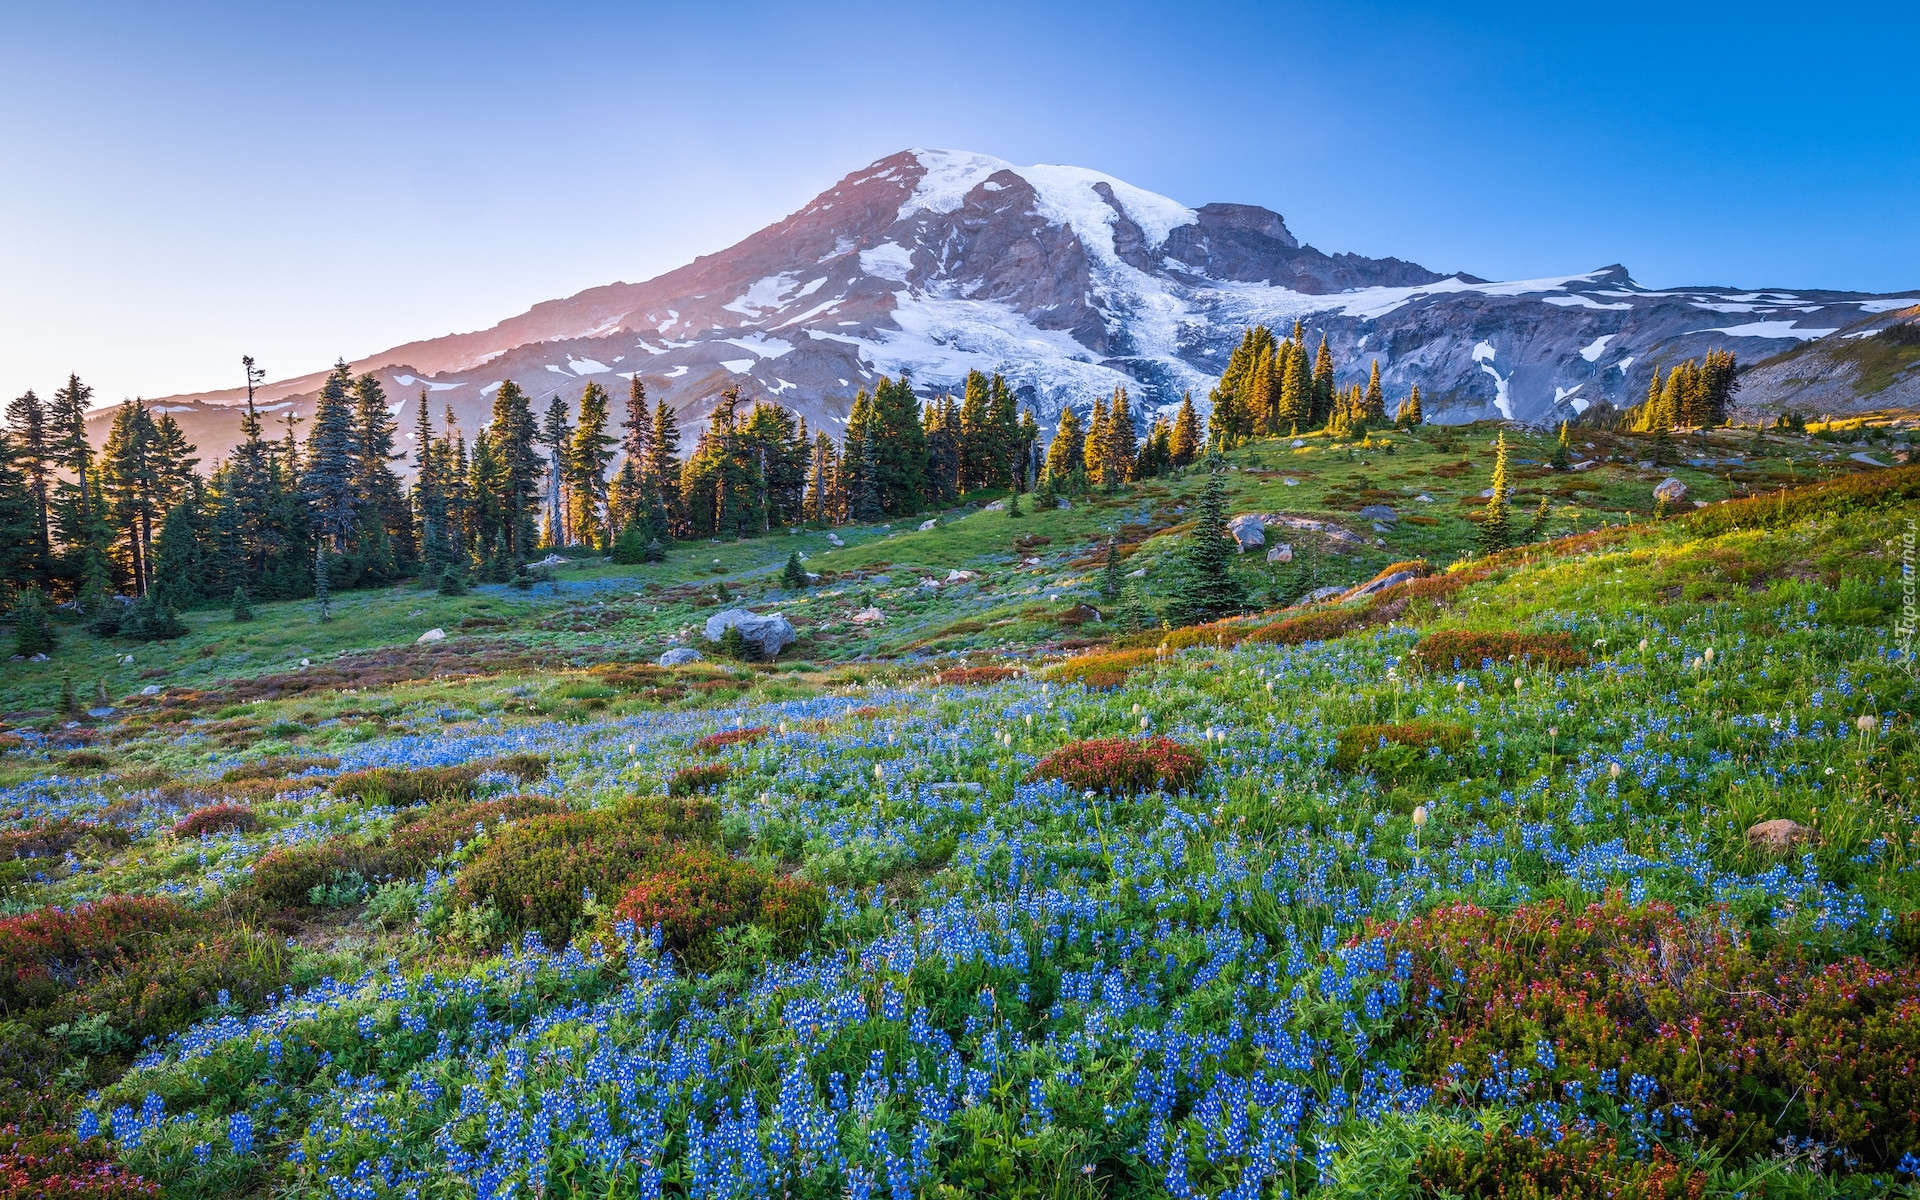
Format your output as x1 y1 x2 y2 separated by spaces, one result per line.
49 374 108 576
540 395 573 546
489 380 543 560
1477 431 1513 554
5 389 52 586
59 673 78 716
99 399 161 595
1396 384 1424 428
313 544 332 621
1013 406 1040 491
351 373 409 572
1165 455 1245 626
848 421 883 523
611 520 649 565
642 537 667 563
10 587 54 657
1311 336 1336 427
119 594 187 641
1550 420 1571 469
1101 539 1122 600
149 495 212 612
1362 360 1386 422
0 427 40 590
567 382 617 546
1043 407 1084 484
1170 392 1201 467
303 361 360 556
1007 489 1023 518
438 566 467 596
648 399 683 535
231 586 254 622
782 551 808 590
1115 584 1157 634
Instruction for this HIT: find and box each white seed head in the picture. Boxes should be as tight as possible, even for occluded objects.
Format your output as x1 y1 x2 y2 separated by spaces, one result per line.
1412 805 1428 828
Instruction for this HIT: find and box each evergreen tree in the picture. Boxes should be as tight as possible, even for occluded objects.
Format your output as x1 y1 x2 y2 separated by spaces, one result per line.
1043 407 1084 483
567 382 617 546
957 370 994 491
610 519 649 564
99 399 163 595
149 494 213 611
10 587 54 656
1083 396 1111 484
411 395 449 578
1311 336 1337 427
1007 489 1023 518
1362 360 1386 422
1170 392 1201 467
539 394 573 545
0 429 40 590
231 586 253 622
807 432 842 523
1550 420 1572 469
1115 583 1157 634
351 373 410 571
1013 406 1040 492
782 550 808 590
58 673 78 716
848 423 883 522
1101 539 1122 600
1395 384 1424 428
438 566 467 596
48 374 108 578
1165 455 1245 625
988 374 1020 488
1104 388 1138 489
119 594 187 641
868 375 928 514
5 389 52 586
489 380 543 560
1477 431 1513 554
313 544 332 621
303 361 360 556
642 537 666 563
1278 338 1312 433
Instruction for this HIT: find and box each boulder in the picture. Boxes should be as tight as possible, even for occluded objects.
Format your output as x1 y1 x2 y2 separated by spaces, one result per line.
1055 496 1072 510
1653 478 1688 504
1746 818 1815 853
703 608 796 659
1125 567 1147 578
140 684 162 696
826 532 845 546
1357 504 1398 523
982 499 1006 511
917 578 941 591
1291 439 1307 448
1415 494 1435 502
918 518 940 531
1283 477 1300 486
945 569 977 583
1267 544 1294 563
658 647 704 666
850 606 886 625
417 628 447 643
1226 514 1266 552
869 573 892 586
1569 460 1598 471
1352 570 1418 599
1300 585 1346 606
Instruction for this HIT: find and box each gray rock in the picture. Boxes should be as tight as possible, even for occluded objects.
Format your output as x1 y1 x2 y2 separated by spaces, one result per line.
1353 569 1418 598
87 707 115 718
1569 460 1598 471
918 518 940 531
917 578 941 591
1300 585 1346 605
704 608 796 659
1125 567 1147 577
982 499 1006 511
1267 543 1293 563
945 569 977 583
29 653 49 662
1653 477 1688 503
1283 477 1300 486
1358 504 1397 522
1055 496 1072 510
1226 513 1266 552
658 647 704 666
826 532 845 546
869 573 892 586
417 627 447 643
140 684 162 696
1850 452 1889 467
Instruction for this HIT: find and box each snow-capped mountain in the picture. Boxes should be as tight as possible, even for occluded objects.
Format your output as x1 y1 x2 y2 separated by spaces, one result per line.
117 148 1920 460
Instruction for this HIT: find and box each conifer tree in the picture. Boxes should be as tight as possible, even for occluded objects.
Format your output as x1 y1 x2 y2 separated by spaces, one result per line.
540 395 572 546
849 423 883 522
1550 420 1572 469
0 428 41 590
9 586 54 657
782 551 808 590
99 399 163 595
1477 431 1513 553
489 380 543 560
5 390 52 586
1104 388 1137 489
870 375 927 514
303 362 360 557
648 398 683 534
1165 455 1245 625
958 370 994 491
49 374 108 575
1083 395 1111 485
988 374 1020 488
1362 360 1386 422
1044 407 1085 484
412 395 449 578
1101 539 1122 600
231 586 253 622
1396 384 1423 428
149 493 212 611
567 382 616 546
1311 336 1336 427
312 543 332 621
351 373 409 570
1115 583 1156 634
1013 406 1040 491
1278 339 1312 433
1170 392 1200 467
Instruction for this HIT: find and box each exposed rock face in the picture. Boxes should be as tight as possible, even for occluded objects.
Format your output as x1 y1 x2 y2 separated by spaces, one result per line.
1653 478 1689 504
1267 543 1293 563
1746 818 1816 853
703 608 796 659
416 628 446 643
119 151 1920 466
1227 514 1266 552
1350 570 1419 599
658 647 703 666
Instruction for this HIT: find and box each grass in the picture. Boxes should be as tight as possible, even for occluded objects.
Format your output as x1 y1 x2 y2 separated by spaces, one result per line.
2 417 1918 1199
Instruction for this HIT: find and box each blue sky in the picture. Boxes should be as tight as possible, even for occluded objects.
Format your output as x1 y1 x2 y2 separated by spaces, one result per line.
3 0 1915 405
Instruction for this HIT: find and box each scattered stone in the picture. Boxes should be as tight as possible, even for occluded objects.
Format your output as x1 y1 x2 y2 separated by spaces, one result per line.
1055 496 1072 510
982 499 1005 511
140 685 162 696
1636 460 1655 470
299 658 310 667
945 569 977 583
826 532 845 546
1357 504 1398 522
851 606 886 625
918 518 940 531
1019 557 1043 567
1267 543 1293 563
29 653 49 662
704 608 796 658
1283 477 1299 486
1850 452 1889 468
87 707 115 718
658 647 704 666
1300 585 1346 605
869 573 892 586
1746 818 1815 853
1570 460 1598 471
1653 478 1688 504
1479 488 1495 499
917 578 941 591
1415 493 1435 502
1226 514 1266 552
120 654 135 664
1291 439 1306 448
1350 569 1418 599
417 628 447 643
531 553 567 568
1125 567 1147 578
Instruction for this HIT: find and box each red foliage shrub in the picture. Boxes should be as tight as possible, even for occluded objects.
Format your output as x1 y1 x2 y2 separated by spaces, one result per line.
454 796 718 944
1417 1123 1704 1200
386 794 561 871
1384 898 1920 1167
1028 737 1204 796
613 848 769 951
1407 629 1587 672
0 820 129 863
756 876 828 948
668 763 732 796
0 898 194 1014
0 1127 157 1199
694 727 767 754
171 804 258 838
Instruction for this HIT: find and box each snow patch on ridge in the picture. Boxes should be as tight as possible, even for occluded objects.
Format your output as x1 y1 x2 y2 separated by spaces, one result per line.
859 243 915 283
1697 321 1836 341
1579 335 1616 362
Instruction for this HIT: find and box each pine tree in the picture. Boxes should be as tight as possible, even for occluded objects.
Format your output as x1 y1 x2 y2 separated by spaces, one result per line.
1165 455 1245 625
567 382 617 546
1043 407 1084 484
1362 360 1386 422
351 373 409 573
149 493 212 611
303 361 359 556
10 587 54 656
438 566 467 596
1477 431 1513 554
1396 384 1424 428
1311 336 1336 427
849 423 883 523
649 398 683 536
1170 392 1200 467
782 550 808 590
1279 338 1312 433
489 380 543 560
313 543 332 621
1013 406 1040 492
987 374 1020 488
49 374 108 577
1007 488 1023 518
1115 584 1156 634
611 519 649 564
59 673 78 716
231 586 254 622
0 428 40 590
1104 388 1137 489
1082 395 1111 485
1550 420 1572 469
5 389 52 586
1101 539 1122 600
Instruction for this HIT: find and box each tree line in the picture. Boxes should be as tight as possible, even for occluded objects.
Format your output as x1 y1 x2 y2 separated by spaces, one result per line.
1204 322 1423 447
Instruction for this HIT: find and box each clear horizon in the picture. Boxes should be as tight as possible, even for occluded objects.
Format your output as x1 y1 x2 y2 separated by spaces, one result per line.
3 0 1916 408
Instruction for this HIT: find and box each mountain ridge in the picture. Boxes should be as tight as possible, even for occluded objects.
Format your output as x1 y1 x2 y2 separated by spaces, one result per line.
101 148 1920 463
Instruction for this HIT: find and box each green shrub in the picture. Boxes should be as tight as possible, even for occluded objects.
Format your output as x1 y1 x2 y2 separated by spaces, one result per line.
1407 629 1587 672
1416 1123 1705 1200
329 752 546 806
1331 720 1471 776
386 794 562 871
668 763 732 796
1689 462 1920 535
611 847 770 953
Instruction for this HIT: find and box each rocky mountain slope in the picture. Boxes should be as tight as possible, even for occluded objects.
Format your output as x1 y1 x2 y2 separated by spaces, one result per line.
111 149 1920 461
